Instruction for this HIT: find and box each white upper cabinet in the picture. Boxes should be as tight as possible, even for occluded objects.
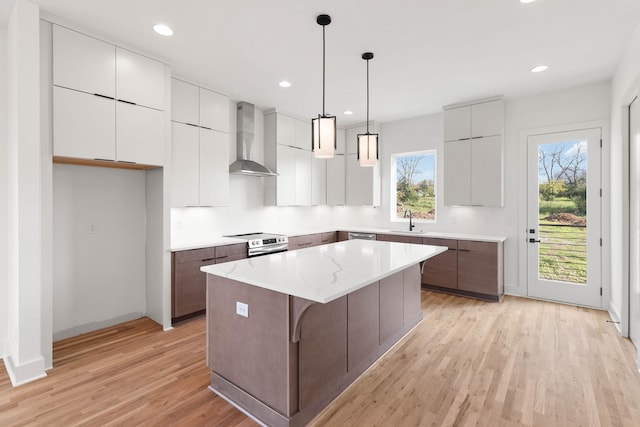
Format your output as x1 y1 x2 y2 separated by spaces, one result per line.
471 135 503 206
443 97 504 206
53 25 115 98
295 119 311 150
295 149 312 205
326 153 345 206
53 85 115 160
275 144 297 206
52 24 166 167
336 127 346 154
444 105 471 142
171 123 200 207
199 128 229 207
443 140 471 206
276 114 296 147
200 88 229 132
312 157 327 205
116 102 165 165
170 78 230 207
171 79 199 126
116 48 165 110
471 100 504 138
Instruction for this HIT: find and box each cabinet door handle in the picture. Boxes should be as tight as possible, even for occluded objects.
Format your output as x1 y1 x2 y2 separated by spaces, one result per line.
202 257 216 262
93 93 115 100
94 158 114 162
201 126 212 130
447 248 457 251
458 249 471 252
118 160 136 164
185 123 199 127
117 99 137 105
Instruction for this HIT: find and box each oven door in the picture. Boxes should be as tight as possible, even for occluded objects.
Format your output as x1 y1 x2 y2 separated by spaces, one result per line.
248 243 289 257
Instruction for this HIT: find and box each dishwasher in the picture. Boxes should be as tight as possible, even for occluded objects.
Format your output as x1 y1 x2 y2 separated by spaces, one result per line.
347 232 377 240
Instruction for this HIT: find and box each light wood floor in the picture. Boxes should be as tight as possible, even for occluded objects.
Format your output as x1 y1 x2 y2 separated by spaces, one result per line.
1 292 639 426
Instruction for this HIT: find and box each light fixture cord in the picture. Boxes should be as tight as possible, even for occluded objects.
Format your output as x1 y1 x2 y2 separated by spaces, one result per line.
366 58 370 134
322 24 326 115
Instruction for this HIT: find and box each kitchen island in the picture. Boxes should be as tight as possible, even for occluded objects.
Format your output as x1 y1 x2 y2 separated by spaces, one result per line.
201 239 447 427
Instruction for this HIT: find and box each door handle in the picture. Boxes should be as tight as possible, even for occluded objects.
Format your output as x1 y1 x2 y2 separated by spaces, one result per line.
529 238 541 243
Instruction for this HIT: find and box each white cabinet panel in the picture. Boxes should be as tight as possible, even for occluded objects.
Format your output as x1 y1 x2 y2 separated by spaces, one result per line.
296 149 312 205
200 129 229 207
200 88 229 132
171 123 200 207
171 79 199 125
444 140 471 206
336 128 346 154
276 145 296 206
276 114 295 147
53 25 115 98
346 153 380 206
326 154 345 206
116 48 165 110
444 105 471 142
311 157 327 205
116 103 164 166
53 86 115 160
295 119 311 150
471 100 503 138
471 136 503 206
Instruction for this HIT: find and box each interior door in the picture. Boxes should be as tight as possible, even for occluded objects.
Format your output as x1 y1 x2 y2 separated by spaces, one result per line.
629 97 640 350
527 128 602 307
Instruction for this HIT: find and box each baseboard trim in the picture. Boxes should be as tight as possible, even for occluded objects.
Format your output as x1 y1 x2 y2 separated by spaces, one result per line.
608 302 623 334
3 354 47 387
53 312 144 342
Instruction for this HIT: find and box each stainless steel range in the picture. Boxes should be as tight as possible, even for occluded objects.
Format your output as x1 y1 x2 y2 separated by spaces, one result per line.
226 232 288 257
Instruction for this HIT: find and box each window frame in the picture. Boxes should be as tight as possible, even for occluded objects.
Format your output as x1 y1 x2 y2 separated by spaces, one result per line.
390 149 437 224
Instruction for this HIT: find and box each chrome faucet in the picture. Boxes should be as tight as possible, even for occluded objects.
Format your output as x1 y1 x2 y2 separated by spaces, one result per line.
404 209 415 231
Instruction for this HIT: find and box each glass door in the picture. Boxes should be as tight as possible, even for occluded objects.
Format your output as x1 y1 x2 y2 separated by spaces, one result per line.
527 128 602 307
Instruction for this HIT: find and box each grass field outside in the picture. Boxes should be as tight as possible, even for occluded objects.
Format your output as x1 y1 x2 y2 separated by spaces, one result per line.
538 197 587 284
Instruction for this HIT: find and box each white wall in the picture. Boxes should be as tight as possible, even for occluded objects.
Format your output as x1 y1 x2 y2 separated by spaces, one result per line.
610 20 640 329
0 23 8 360
52 164 147 341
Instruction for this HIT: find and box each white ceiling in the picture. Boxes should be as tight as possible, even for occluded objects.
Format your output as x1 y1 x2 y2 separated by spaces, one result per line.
7 0 640 125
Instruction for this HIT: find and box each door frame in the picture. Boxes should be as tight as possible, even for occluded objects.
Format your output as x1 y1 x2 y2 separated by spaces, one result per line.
518 120 610 310
621 73 640 340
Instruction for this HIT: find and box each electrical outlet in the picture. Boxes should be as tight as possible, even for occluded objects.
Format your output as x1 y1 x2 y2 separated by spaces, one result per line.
88 221 98 234
236 301 249 318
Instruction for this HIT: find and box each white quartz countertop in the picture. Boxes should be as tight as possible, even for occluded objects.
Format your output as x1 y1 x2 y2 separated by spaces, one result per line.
201 240 448 303
171 227 506 251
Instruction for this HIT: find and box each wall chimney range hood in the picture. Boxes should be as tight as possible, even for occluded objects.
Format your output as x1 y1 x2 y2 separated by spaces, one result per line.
229 102 277 177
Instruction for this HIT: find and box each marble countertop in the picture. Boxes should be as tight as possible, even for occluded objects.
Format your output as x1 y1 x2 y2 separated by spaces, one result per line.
201 239 447 303
172 227 505 251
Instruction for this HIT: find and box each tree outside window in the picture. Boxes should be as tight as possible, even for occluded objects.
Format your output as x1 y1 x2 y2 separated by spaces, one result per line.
391 151 436 221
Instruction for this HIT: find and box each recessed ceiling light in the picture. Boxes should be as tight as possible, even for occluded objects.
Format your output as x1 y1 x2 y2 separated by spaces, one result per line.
531 65 548 73
520 0 536 3
153 24 173 36
279 81 291 88
344 111 353 115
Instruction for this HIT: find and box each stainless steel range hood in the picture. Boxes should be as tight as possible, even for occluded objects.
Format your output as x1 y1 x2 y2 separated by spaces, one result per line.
229 101 277 177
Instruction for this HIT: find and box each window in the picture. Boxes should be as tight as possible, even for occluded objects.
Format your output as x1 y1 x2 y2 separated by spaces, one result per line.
390 150 436 222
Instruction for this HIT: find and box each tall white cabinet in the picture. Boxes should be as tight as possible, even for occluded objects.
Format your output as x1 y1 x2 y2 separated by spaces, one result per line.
52 25 166 167
443 98 504 206
345 123 381 207
170 78 230 207
264 112 325 206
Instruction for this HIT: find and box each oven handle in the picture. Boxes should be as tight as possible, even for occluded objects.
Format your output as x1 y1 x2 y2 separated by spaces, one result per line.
248 243 289 257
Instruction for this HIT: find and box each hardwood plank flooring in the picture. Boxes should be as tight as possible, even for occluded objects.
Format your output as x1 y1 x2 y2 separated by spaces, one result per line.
1 292 639 426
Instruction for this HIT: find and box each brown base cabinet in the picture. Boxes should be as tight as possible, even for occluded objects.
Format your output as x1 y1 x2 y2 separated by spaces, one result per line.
422 238 458 290
171 243 246 321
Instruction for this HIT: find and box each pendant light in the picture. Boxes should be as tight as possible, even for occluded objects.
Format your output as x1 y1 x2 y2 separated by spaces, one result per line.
312 14 336 158
357 52 379 167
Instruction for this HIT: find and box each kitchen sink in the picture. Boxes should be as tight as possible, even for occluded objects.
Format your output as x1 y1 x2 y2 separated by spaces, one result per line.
387 229 425 234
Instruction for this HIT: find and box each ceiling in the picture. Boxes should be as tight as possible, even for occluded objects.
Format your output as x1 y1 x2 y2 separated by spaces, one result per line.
6 0 640 125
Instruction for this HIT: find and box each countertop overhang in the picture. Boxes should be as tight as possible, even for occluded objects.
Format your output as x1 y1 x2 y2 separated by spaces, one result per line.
201 239 447 303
